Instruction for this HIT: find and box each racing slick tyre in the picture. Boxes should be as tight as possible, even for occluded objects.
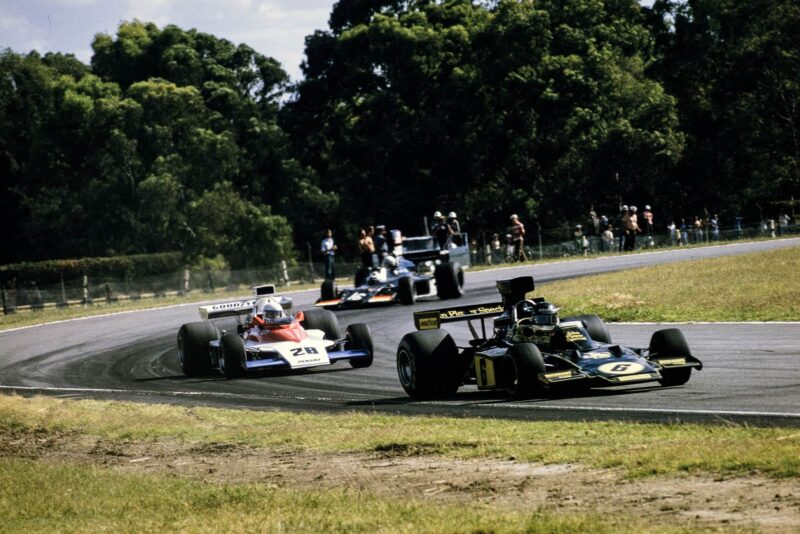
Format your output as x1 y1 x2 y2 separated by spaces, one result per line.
434 261 464 300
650 328 693 386
346 323 374 368
396 330 467 399
302 308 341 340
320 279 337 301
177 321 219 377
398 276 417 305
502 343 546 399
563 314 612 344
219 333 246 379
355 267 370 287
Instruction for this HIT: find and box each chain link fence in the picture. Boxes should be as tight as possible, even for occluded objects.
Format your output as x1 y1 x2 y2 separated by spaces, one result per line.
2 221 797 314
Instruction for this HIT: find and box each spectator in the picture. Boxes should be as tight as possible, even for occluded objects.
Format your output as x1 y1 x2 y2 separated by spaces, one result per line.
680 218 689 246
623 206 641 252
374 225 389 264
709 214 720 241
320 229 337 281
429 211 443 235
358 229 374 268
598 215 610 252
510 214 528 262
667 220 678 246
447 211 462 245
491 233 502 264
431 212 451 249
574 224 588 256
642 205 654 247
614 205 628 252
585 209 599 253
693 216 703 243
768 218 777 238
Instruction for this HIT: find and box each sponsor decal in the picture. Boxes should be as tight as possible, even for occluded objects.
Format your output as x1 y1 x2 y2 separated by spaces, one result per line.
564 330 587 343
597 362 646 375
616 373 654 382
418 317 439 330
370 295 393 303
582 352 611 360
658 358 686 366
544 370 573 380
475 356 496 388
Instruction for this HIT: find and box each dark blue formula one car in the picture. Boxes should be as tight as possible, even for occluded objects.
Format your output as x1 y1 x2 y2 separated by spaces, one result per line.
316 235 467 309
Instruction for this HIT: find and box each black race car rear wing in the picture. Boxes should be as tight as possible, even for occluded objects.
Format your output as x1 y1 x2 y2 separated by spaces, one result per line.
412 275 535 335
413 302 505 331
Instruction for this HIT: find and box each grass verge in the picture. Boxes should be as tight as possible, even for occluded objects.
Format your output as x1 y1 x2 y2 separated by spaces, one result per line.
2 395 799 480
537 245 800 321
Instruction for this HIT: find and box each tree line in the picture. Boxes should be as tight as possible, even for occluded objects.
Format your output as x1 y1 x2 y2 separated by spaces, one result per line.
1 0 797 268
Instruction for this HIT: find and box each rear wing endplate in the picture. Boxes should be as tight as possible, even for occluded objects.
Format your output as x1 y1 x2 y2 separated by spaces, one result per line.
413 302 504 330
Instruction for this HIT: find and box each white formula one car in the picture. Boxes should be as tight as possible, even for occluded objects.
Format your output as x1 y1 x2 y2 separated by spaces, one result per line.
177 285 373 378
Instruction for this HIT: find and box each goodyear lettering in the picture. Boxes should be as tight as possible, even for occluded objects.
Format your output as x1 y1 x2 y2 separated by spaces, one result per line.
658 358 686 366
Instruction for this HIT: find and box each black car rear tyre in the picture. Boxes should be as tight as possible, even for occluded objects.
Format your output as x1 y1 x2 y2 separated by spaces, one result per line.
502 343 546 398
219 333 246 379
650 328 693 386
563 314 612 344
177 321 219 376
302 308 341 340
396 330 463 398
321 279 337 301
434 262 464 300
355 267 370 287
346 323 373 368
398 276 417 305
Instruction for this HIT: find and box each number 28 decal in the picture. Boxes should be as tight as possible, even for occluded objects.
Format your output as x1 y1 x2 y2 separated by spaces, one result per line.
290 346 319 357
597 362 645 375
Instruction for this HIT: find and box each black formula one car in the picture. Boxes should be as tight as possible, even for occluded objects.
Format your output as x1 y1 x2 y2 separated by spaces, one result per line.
396 276 702 399
316 235 466 309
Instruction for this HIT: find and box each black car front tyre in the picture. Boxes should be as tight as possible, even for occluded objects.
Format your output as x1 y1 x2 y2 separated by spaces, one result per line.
346 323 373 368
398 276 417 305
502 343 546 399
302 308 341 340
219 333 246 379
562 314 612 344
434 262 464 300
177 321 219 377
650 328 693 386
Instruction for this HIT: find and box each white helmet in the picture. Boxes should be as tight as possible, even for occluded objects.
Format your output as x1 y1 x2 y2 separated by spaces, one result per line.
383 255 397 269
433 210 442 218
448 211 457 219
256 297 284 324
645 205 651 210
630 205 638 212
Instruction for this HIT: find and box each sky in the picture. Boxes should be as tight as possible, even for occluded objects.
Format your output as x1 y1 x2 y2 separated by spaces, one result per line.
0 0 334 81
1 0 656 82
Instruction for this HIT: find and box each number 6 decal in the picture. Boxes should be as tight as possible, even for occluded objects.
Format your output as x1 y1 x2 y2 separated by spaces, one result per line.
598 362 645 375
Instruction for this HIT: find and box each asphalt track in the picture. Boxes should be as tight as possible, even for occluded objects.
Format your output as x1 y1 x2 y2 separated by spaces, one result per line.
2 238 799 426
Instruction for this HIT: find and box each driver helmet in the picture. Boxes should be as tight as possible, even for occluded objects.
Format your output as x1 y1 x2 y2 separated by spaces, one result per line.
382 255 397 269
532 301 559 327
256 297 284 325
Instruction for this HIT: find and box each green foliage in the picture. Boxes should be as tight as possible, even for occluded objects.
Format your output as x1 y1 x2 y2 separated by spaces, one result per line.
0 252 183 286
287 0 683 234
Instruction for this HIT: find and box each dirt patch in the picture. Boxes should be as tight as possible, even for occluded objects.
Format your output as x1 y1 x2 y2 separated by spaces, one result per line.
2 428 799 530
